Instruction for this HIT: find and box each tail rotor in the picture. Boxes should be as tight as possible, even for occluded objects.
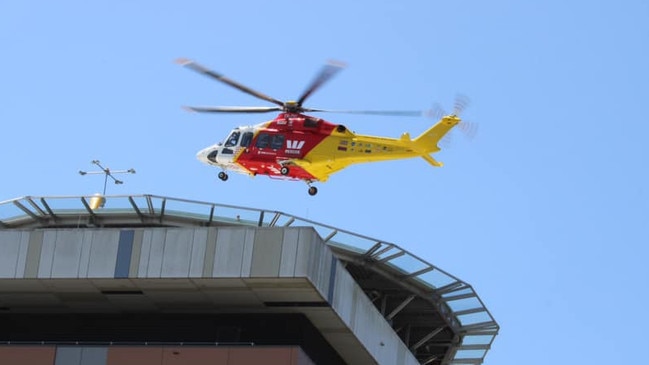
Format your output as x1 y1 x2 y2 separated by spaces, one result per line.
429 94 479 146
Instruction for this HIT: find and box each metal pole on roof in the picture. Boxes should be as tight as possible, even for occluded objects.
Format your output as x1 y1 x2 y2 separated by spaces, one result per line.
79 160 136 209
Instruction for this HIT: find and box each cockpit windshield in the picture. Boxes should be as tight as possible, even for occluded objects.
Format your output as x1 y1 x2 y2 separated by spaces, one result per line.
224 131 240 147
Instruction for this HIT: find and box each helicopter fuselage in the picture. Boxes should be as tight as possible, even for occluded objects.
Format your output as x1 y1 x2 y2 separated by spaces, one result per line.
197 112 459 185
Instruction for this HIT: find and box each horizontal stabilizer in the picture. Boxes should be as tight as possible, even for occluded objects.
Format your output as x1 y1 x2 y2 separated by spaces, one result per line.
421 154 443 167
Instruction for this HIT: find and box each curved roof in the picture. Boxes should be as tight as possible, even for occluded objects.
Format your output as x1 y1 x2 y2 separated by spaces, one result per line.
0 194 498 365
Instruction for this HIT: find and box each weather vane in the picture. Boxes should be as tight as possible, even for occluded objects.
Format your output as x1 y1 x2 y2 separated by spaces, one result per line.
79 160 136 209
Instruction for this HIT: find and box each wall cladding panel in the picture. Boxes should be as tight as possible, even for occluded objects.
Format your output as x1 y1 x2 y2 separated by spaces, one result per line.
80 346 108 365
128 230 144 278
106 346 164 365
161 347 229 365
160 229 193 277
0 231 23 278
228 347 294 365
293 229 313 278
37 231 57 278
213 228 247 277
16 231 29 278
55 346 82 365
0 345 56 365
189 228 208 278
86 230 120 278
306 232 332 300
250 229 283 277
24 230 44 278
202 228 218 278
138 229 152 277
240 228 255 277
55 346 108 365
141 229 167 278
77 231 92 278
50 231 85 278
331 263 357 324
279 229 299 277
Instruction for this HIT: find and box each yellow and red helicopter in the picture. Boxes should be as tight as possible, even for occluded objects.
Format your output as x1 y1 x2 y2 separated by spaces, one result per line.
178 58 470 195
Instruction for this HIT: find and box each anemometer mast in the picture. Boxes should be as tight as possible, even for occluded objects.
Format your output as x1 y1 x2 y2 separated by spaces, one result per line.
79 160 136 209
79 160 136 194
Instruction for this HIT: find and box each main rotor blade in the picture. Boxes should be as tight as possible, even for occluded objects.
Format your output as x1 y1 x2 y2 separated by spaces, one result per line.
303 108 425 117
297 60 346 107
176 58 285 107
183 106 283 114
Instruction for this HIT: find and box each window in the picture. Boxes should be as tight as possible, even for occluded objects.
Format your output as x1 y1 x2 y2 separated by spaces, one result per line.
241 132 253 147
270 134 285 150
207 150 218 162
256 133 269 148
225 131 240 147
304 118 318 128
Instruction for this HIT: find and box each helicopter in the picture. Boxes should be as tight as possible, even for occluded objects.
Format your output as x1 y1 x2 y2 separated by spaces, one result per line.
178 58 469 196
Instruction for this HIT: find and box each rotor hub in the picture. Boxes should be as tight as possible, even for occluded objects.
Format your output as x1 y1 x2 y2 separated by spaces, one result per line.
284 101 301 113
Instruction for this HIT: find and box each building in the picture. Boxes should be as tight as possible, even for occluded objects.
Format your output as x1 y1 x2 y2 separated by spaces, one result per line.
0 194 498 365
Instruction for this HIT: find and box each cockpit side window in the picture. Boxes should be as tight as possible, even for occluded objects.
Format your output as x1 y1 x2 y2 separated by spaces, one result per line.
256 133 269 148
241 132 253 147
225 131 240 147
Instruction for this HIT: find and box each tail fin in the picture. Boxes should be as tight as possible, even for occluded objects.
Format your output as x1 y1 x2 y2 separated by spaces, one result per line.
413 115 461 167
413 115 461 153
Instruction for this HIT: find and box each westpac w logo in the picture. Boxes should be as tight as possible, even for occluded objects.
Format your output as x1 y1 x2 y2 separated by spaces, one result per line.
286 140 305 150
285 140 305 155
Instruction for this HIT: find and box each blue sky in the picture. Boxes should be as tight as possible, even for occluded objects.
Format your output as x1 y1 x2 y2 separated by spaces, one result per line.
2 1 648 364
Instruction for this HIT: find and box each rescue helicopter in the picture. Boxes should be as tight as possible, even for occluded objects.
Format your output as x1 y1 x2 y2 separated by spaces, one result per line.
178 58 470 195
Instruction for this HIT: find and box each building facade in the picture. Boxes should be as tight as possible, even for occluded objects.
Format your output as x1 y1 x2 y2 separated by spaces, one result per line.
0 195 498 365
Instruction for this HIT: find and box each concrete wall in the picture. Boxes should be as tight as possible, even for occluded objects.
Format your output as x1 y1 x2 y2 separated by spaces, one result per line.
0 228 330 283
0 227 419 365
330 262 413 365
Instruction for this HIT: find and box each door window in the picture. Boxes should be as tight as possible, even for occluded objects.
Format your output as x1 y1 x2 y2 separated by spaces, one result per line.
270 134 285 150
256 133 270 148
